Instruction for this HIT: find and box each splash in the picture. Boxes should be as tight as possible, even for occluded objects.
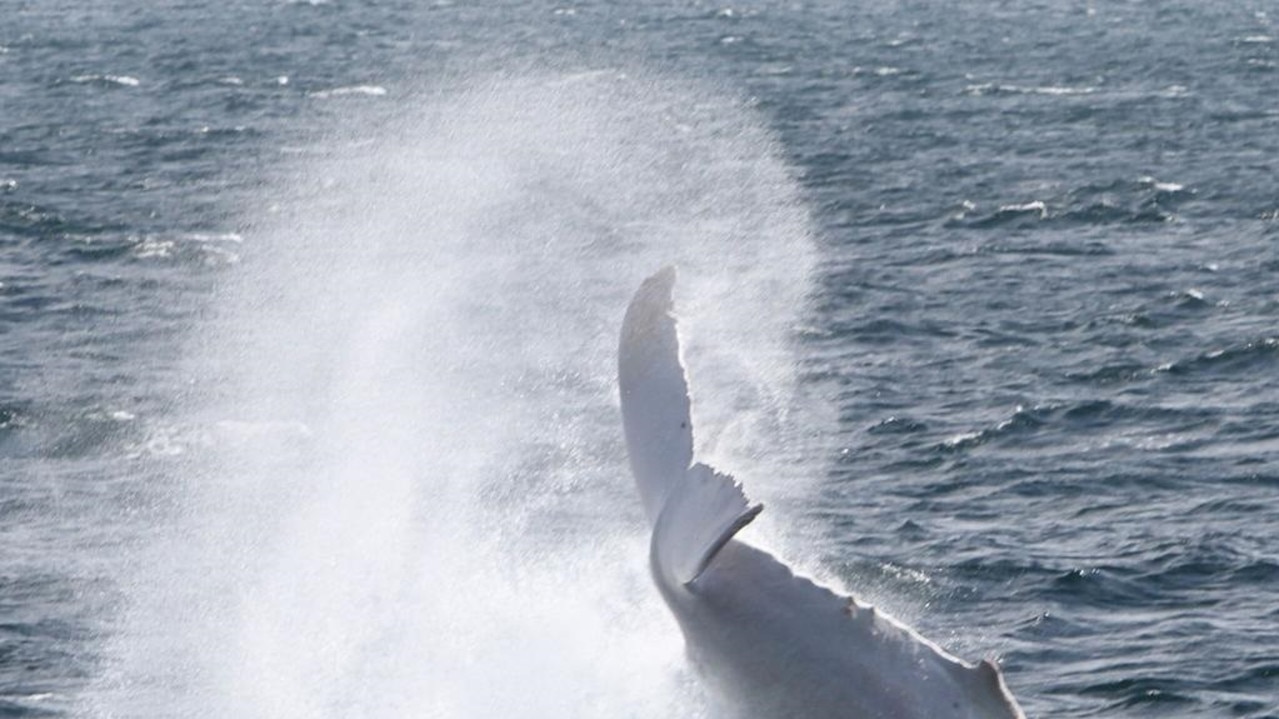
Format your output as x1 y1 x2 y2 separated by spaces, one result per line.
89 70 823 718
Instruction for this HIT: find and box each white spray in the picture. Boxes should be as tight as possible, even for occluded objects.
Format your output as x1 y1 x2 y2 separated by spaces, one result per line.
88 70 825 719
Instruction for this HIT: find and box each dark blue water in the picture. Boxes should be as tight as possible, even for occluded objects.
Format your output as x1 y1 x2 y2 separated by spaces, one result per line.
3 1 1277 717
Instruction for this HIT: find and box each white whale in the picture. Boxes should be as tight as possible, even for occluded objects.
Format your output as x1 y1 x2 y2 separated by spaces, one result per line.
618 268 1027 719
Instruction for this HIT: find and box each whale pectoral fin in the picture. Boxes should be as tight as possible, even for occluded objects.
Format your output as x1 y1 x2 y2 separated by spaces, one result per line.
653 462 764 586
619 267 695 524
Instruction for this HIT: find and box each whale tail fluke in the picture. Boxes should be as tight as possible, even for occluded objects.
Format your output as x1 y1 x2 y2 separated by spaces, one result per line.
653 463 763 586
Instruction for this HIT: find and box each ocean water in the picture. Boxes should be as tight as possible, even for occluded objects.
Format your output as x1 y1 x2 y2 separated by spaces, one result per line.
2 1 1277 717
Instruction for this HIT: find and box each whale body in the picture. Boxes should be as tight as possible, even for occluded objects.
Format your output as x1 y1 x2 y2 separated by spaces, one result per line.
618 268 1027 719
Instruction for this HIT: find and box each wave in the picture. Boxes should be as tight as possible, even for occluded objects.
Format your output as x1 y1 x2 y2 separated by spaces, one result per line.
947 177 1193 232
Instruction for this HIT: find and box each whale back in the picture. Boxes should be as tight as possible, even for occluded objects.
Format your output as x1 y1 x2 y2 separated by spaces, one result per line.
674 540 1027 719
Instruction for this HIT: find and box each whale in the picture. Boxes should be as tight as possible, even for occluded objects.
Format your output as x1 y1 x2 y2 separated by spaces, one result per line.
618 268 1027 719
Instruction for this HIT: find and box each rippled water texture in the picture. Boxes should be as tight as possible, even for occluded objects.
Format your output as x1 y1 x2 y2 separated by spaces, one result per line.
2 1 1277 717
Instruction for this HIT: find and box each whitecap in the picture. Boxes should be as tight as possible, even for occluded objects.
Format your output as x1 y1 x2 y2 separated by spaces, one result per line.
942 430 983 448
1139 175 1186 193
85 408 137 422
71 74 141 87
198 245 241 265
129 233 243 265
1028 85 1095 96
964 82 1094 96
184 232 244 243
133 237 175 259
950 199 977 220
998 200 1048 217
309 84 389 99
